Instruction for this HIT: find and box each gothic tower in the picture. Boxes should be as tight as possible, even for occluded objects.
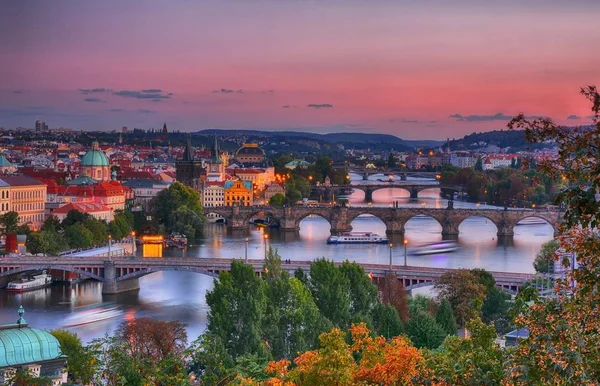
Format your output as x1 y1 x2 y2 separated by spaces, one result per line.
175 134 205 189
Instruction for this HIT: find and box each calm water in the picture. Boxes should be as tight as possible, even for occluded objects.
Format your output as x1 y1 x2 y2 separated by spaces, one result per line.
0 174 554 342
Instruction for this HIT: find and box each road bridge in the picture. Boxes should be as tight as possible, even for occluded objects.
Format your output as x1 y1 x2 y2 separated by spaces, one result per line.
0 256 534 294
206 205 561 237
349 168 438 181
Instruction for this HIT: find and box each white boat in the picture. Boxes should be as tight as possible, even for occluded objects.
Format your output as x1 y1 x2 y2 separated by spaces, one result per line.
327 232 389 244
6 271 52 292
63 306 123 327
412 241 460 255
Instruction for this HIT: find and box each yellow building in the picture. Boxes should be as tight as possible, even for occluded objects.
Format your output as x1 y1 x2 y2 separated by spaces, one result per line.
1 176 47 229
224 179 253 206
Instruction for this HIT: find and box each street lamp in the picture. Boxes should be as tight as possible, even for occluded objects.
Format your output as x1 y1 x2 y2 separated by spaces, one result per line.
404 239 408 266
108 234 112 260
131 231 136 256
264 234 269 260
388 243 393 272
245 237 249 264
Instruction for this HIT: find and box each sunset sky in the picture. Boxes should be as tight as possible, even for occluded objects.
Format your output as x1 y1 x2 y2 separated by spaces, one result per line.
1 0 599 139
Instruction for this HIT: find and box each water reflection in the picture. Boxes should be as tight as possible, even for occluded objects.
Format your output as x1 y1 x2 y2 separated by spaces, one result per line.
0 173 553 343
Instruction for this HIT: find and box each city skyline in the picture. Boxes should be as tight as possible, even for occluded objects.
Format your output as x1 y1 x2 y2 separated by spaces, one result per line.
1 0 599 139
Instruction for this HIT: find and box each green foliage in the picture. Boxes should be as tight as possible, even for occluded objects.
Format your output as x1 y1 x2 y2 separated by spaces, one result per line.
406 311 447 349
481 286 512 334
474 157 483 171
83 217 108 245
108 210 133 239
26 230 67 255
61 209 91 228
308 258 351 328
41 215 61 232
533 239 559 273
408 294 435 316
50 329 98 384
264 247 283 279
64 223 94 249
338 260 378 317
371 303 403 339
151 181 203 236
435 299 458 336
269 193 286 206
284 175 310 205
0 211 19 234
423 318 505 385
206 260 267 359
187 334 235 385
9 368 53 385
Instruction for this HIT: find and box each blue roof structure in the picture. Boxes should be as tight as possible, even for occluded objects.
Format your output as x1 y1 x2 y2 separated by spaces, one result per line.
0 307 63 368
224 180 252 190
67 175 97 186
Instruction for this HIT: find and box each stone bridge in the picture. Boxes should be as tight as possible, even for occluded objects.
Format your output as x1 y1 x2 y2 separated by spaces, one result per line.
206 205 561 237
312 182 458 201
349 169 438 181
0 257 534 294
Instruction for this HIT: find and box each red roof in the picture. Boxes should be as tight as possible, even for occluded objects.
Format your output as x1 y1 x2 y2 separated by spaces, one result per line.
53 202 112 215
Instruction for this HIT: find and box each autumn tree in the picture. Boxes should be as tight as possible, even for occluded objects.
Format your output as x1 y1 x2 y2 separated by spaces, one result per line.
377 272 409 322
434 269 486 327
533 239 559 273
505 86 600 384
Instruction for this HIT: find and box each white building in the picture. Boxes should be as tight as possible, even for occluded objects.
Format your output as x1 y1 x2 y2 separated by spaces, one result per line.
202 181 225 207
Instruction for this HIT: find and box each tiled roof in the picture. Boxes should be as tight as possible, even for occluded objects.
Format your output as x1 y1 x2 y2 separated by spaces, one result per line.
0 175 45 186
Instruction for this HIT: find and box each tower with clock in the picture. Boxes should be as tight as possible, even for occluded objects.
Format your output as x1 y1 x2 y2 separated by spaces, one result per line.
206 136 225 182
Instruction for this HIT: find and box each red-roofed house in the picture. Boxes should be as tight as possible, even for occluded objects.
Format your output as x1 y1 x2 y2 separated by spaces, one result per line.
52 202 114 222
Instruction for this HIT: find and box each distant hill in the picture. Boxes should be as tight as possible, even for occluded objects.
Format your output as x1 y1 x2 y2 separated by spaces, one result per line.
197 129 414 151
448 129 547 151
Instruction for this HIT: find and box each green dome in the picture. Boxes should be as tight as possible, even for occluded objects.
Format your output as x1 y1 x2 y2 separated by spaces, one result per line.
0 327 63 367
0 153 13 167
81 141 109 167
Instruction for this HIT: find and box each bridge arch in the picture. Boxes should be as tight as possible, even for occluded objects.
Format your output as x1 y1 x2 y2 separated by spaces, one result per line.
243 209 283 226
513 214 560 237
403 212 445 236
295 211 332 231
0 266 104 281
457 215 499 240
205 210 228 224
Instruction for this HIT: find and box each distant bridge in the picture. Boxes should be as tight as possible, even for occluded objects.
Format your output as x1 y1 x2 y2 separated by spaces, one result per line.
349 168 438 181
0 257 534 294
206 205 561 237
312 182 460 201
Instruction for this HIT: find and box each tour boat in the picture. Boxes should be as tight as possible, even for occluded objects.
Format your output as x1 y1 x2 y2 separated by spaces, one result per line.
327 232 389 244
515 218 547 226
411 241 459 256
6 271 53 292
63 306 123 327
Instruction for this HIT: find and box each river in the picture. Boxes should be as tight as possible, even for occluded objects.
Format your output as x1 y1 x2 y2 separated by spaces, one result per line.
0 173 554 343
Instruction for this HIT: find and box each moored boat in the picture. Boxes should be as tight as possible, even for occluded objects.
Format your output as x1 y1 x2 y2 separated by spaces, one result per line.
411 241 459 256
6 271 53 292
327 232 389 244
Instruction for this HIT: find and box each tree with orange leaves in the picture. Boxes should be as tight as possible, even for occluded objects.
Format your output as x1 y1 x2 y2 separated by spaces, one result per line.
505 86 600 384
243 323 423 386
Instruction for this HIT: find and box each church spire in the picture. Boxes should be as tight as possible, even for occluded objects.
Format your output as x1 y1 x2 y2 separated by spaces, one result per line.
183 133 194 161
211 135 222 164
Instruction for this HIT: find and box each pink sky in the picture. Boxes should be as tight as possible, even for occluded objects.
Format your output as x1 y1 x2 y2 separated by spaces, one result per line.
1 0 599 139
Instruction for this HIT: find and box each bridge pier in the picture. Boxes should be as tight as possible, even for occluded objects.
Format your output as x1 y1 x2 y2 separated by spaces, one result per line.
364 188 373 203
496 221 515 237
409 188 419 199
385 221 405 235
102 261 140 294
362 173 369 181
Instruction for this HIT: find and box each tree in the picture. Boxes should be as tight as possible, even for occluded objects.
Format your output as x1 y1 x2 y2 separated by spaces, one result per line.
151 181 203 234
435 299 458 336
26 230 67 255
187 334 235 385
308 258 351 328
533 239 559 273
9 368 52 386
61 209 91 229
378 273 409 322
264 247 283 280
41 215 61 232
168 205 204 238
338 261 378 318
206 260 267 359
83 217 108 246
64 223 94 249
481 286 511 333
371 303 403 339
435 269 486 327
268 193 286 206
50 329 98 384
474 157 483 171
387 153 397 168
406 311 447 349
421 318 504 386
0 211 19 234
504 86 600 384
253 323 423 386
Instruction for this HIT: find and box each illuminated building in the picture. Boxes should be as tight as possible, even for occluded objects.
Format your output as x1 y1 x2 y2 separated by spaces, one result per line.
224 179 253 206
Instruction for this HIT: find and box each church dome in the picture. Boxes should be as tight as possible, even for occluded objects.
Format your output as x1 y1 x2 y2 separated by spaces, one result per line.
236 143 265 156
81 141 109 167
0 308 63 367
